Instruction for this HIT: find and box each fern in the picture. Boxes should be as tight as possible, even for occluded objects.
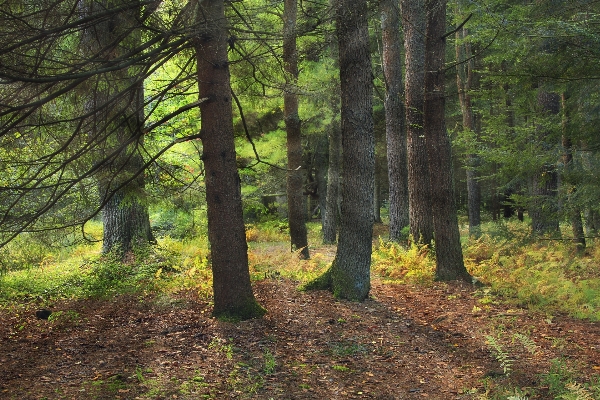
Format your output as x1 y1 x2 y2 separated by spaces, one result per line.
513 333 538 355
507 389 529 400
485 335 514 375
560 382 595 400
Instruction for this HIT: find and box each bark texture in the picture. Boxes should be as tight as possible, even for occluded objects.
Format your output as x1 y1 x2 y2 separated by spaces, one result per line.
381 0 409 241
308 0 374 300
196 0 265 320
401 0 433 245
283 0 309 259
424 0 470 282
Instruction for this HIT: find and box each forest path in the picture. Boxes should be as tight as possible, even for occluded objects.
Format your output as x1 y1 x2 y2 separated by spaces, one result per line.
1 263 599 399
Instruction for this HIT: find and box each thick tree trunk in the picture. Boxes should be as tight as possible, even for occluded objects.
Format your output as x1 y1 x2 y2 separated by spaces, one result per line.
195 0 265 320
530 89 560 235
328 0 374 301
401 0 433 245
424 0 470 282
101 174 154 254
381 0 409 241
455 26 481 238
322 119 341 244
308 0 374 300
284 0 309 259
81 0 154 255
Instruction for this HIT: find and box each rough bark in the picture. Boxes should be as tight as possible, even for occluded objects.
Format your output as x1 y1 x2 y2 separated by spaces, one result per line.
195 0 265 320
401 0 434 245
283 0 309 259
308 0 374 301
455 26 481 238
424 0 470 282
381 0 409 241
330 0 375 301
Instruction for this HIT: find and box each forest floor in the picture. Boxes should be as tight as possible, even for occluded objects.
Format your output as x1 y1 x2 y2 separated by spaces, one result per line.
1 245 599 399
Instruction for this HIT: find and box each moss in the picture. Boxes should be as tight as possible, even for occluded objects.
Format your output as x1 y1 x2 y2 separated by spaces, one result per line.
212 298 267 322
331 270 370 302
300 266 332 291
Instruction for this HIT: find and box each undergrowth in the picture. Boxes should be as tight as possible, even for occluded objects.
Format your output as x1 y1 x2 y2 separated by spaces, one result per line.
371 239 435 284
463 221 600 321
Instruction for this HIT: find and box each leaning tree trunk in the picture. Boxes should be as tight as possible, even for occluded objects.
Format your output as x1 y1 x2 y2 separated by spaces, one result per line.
195 0 265 320
283 0 309 259
307 0 374 301
424 0 471 282
381 0 409 241
402 0 433 245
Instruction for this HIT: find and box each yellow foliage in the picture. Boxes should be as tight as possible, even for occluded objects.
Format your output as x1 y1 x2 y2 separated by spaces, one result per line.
372 240 435 284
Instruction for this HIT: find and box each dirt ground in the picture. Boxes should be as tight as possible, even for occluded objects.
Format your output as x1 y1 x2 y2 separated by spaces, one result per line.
1 274 599 400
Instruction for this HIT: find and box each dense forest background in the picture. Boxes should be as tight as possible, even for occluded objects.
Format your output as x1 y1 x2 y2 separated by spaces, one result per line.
1 0 600 398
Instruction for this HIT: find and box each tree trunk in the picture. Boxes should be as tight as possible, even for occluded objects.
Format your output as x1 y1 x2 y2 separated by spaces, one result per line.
307 0 374 300
374 168 382 223
455 25 481 238
530 89 560 235
195 0 265 320
322 119 341 244
381 0 408 241
401 0 433 245
81 0 154 256
284 0 309 259
424 0 470 282
328 0 374 301
561 92 585 249
314 134 329 221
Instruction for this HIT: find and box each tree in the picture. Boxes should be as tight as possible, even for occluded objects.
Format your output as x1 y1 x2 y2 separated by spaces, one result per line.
561 92 585 250
322 117 341 244
424 0 470 282
283 0 309 259
401 0 434 245
80 0 155 255
381 0 409 241
195 0 265 319
530 88 560 236
454 21 481 238
306 0 374 301
0 0 198 248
